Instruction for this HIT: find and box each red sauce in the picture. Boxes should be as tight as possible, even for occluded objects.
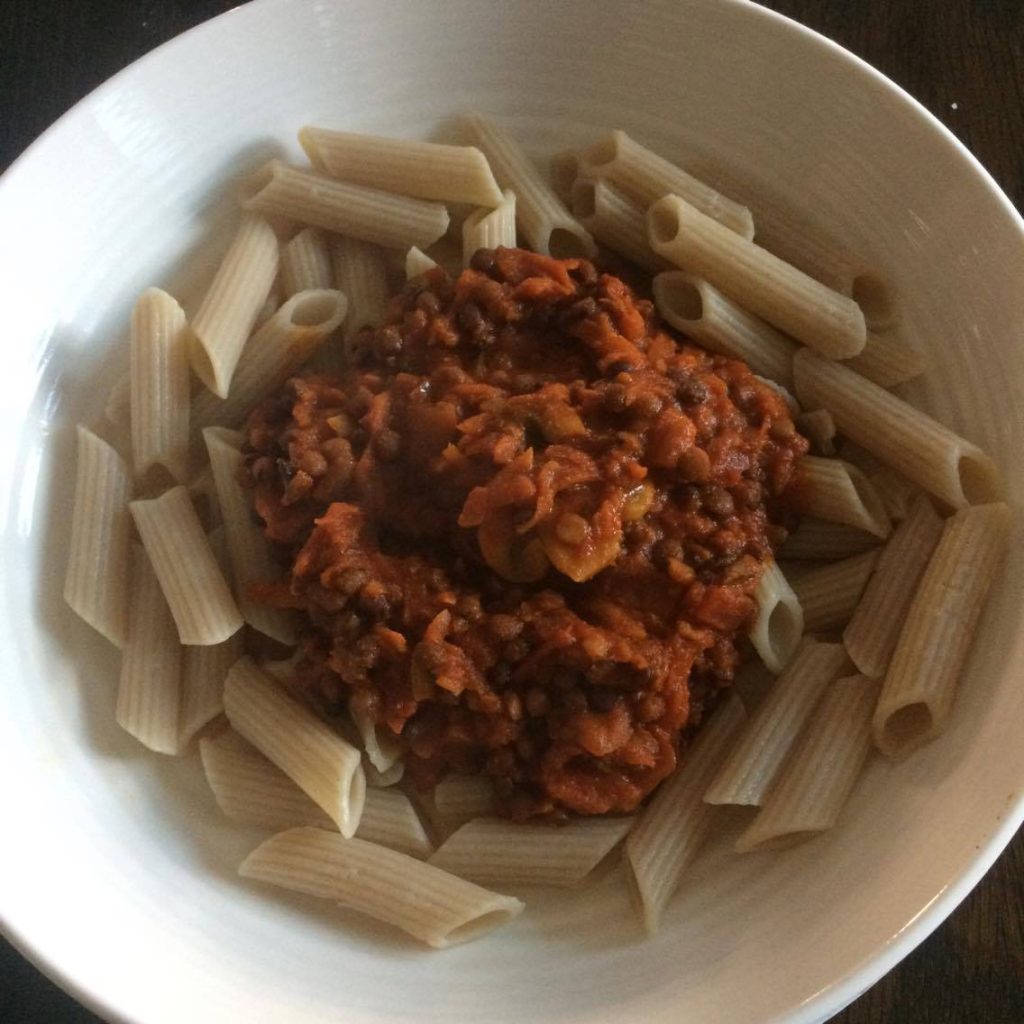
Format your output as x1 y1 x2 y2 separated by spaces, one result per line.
241 248 806 818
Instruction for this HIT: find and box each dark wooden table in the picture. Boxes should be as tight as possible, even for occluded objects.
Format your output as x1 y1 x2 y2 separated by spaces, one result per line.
1 1 1021 1021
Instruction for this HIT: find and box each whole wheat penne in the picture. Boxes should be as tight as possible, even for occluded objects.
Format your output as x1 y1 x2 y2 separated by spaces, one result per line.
648 195 866 359
180 631 243 747
793 349 1001 509
571 178 668 275
129 288 191 481
330 235 390 363
462 189 517 265
735 675 879 852
64 425 132 648
201 729 432 857
203 427 297 645
873 502 1010 758
192 289 348 440
868 465 919 522
189 213 280 398
730 660 778 713
796 408 836 455
405 246 439 279
653 271 796 388
280 227 333 296
349 702 402 775
793 455 890 538
624 695 746 933
780 518 881 561
431 775 496 836
130 485 242 646
299 128 503 207
240 827 523 947
788 548 881 633
116 544 182 755
704 639 850 806
843 330 925 388
580 130 754 238
243 160 450 251
549 149 580 203
748 560 804 674
843 495 944 679
431 815 633 888
223 657 365 836
463 113 595 259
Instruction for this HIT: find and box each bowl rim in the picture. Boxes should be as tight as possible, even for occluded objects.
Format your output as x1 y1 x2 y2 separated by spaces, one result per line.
0 1 1021 1022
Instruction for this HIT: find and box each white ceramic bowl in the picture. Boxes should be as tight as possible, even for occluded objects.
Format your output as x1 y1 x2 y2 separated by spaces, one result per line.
1 1 1022 1021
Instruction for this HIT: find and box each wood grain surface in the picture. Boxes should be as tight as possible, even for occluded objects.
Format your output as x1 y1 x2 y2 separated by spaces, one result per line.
0 2 1020 1022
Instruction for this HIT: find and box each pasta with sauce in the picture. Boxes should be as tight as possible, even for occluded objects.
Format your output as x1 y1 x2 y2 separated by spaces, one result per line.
62 116 1008 948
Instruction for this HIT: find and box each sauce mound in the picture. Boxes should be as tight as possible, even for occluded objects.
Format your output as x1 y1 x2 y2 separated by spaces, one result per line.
242 248 806 818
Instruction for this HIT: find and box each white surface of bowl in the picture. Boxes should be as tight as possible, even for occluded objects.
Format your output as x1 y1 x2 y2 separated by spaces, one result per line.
1 1 1022 1022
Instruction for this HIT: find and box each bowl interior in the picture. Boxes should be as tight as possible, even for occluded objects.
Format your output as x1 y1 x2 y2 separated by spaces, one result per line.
1 2 1023 1023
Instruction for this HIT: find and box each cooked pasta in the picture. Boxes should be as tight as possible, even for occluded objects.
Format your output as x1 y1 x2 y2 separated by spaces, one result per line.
735 674 879 852
787 548 881 634
570 178 667 275
648 195 867 359
280 227 333 296
240 827 524 948
116 544 182 755
405 246 439 279
780 518 881 561
652 270 796 388
463 113 595 259
843 330 925 388
223 656 365 836
624 695 746 933
330 234 390 361
793 349 1001 509
431 775 496 836
461 188 517 265
795 408 836 455
189 212 280 399
129 287 191 481
244 160 450 250
180 629 243 747
299 127 503 207
64 425 132 648
873 502 1010 758
748 560 804 673
549 149 580 203
129 485 242 646
793 455 890 539
704 639 850 806
579 129 754 238
843 495 944 679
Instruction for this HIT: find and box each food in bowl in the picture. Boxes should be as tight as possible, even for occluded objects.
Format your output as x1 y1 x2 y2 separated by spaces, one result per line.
63 114 1009 948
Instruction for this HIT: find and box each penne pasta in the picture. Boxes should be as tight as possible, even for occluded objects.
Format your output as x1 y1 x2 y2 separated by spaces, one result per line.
549 149 580 204
873 502 1010 758
780 518 882 562
299 127 504 207
793 455 891 539
431 774 496 836
793 348 1001 509
787 548 881 634
180 630 243 747
223 657 365 836
280 227 333 296
203 426 297 645
648 195 867 359
201 729 432 857
461 189 517 265
843 330 925 388
730 659 778 713
349 702 402 775
843 495 944 679
130 485 243 646
652 270 796 389
243 160 450 251
129 288 191 481
64 425 132 648
405 246 439 279
624 695 746 933
704 639 850 807
748 560 804 673
240 827 523 948
330 235 390 362
570 178 668 275
191 289 348 440
735 674 879 852
795 408 836 456
116 544 182 755
189 212 280 398
579 130 754 238
463 113 596 259
430 816 634 888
